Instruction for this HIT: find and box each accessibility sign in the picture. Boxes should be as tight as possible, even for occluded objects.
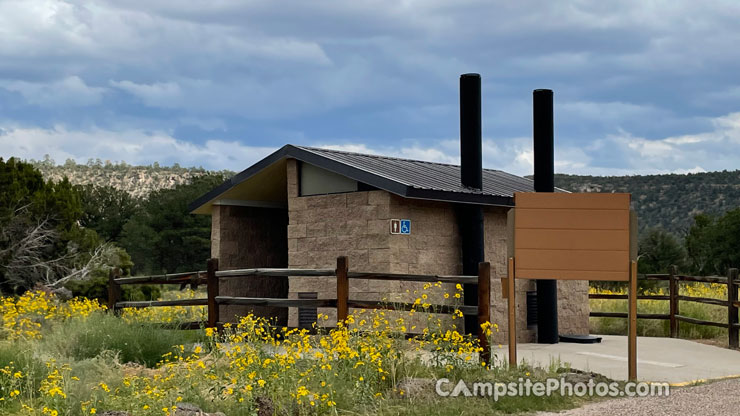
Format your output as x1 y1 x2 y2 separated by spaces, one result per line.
400 219 410 234
390 219 411 235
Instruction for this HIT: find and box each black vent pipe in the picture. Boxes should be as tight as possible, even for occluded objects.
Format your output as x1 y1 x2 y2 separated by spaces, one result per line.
533 89 559 344
460 74 483 189
458 73 485 335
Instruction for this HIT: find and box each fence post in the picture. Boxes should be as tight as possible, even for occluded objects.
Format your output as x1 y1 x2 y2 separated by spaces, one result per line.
728 268 738 349
107 267 121 313
669 265 679 338
477 262 491 366
336 256 349 324
628 260 638 381
207 258 220 328
507 258 517 368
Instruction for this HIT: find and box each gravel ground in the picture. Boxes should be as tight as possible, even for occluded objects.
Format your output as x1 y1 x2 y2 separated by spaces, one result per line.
537 378 740 416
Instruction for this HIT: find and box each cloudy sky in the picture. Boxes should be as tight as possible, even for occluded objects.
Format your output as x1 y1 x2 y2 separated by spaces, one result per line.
1 0 740 176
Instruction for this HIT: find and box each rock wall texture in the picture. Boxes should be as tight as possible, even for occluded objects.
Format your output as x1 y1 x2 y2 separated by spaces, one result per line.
284 158 590 342
208 159 589 340
211 204 289 324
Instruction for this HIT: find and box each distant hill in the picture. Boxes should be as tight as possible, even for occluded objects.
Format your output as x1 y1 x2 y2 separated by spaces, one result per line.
25 156 740 234
29 156 234 199
554 171 740 235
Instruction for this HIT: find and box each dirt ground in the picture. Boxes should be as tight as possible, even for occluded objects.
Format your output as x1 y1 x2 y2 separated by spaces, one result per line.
536 377 740 416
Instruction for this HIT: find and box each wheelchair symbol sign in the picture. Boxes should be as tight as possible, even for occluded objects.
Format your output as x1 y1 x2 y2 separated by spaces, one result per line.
390 219 411 235
400 219 411 235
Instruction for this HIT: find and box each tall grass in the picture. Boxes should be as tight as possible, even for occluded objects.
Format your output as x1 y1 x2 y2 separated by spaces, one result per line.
0 341 47 394
589 282 728 340
40 311 204 367
1 289 598 416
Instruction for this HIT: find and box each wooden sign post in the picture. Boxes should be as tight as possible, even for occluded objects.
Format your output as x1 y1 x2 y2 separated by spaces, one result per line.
507 193 638 380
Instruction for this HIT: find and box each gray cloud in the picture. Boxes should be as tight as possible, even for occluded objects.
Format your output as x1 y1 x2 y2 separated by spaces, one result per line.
3 110 738 176
0 0 739 175
0 76 106 107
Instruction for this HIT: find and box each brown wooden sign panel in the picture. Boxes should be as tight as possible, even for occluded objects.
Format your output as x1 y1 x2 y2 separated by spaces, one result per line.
507 192 638 379
513 192 632 281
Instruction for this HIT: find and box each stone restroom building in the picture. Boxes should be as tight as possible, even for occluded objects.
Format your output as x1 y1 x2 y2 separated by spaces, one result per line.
189 144 589 342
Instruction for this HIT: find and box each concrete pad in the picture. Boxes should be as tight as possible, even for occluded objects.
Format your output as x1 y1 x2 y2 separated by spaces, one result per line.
493 335 740 384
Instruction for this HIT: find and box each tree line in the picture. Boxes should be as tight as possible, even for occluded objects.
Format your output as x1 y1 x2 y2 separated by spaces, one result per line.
554 172 740 276
554 170 740 235
2 157 738 296
0 157 225 296
638 210 740 276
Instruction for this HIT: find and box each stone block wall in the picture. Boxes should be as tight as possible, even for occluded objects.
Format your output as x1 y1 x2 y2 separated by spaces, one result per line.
211 204 289 324
206 159 589 339
483 206 536 342
284 159 590 341
557 280 590 336
286 159 396 325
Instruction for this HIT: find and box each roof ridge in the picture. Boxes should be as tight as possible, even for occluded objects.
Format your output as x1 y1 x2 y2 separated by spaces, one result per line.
295 144 503 172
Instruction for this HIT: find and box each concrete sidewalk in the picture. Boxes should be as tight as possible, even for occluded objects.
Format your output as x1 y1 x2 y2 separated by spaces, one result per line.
493 335 740 384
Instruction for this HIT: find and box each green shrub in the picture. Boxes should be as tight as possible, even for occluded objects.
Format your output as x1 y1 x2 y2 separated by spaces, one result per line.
64 276 161 304
40 311 202 367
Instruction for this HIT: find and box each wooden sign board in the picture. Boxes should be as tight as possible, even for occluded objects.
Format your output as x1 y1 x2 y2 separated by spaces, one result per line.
510 192 636 282
505 192 639 380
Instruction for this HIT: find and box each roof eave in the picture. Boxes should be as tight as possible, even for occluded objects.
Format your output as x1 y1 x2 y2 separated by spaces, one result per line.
405 187 514 207
188 145 292 213
189 144 520 213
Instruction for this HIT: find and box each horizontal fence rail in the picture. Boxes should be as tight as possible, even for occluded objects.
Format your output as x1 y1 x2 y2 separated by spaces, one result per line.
114 271 206 285
589 294 670 301
215 268 336 278
674 314 730 329
108 256 494 362
589 312 670 320
115 298 208 308
347 272 478 285
215 296 338 308
589 266 739 348
676 295 728 307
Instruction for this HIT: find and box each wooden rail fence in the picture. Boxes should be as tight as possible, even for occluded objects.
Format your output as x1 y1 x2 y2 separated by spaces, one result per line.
108 256 494 362
589 266 740 348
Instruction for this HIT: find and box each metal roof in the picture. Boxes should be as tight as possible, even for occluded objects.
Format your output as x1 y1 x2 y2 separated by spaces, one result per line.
189 144 545 212
296 145 536 196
